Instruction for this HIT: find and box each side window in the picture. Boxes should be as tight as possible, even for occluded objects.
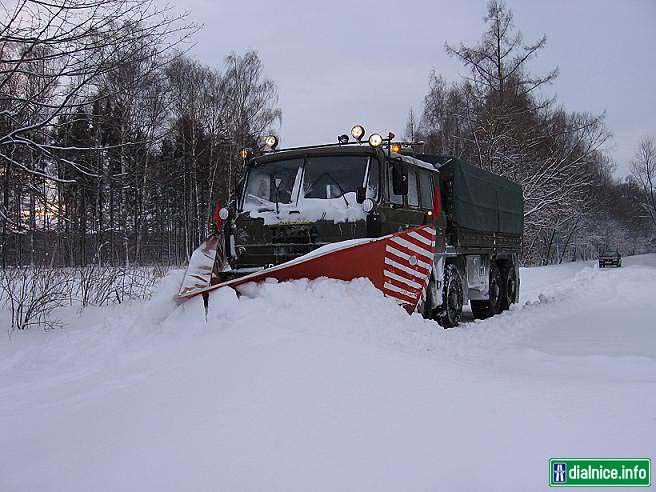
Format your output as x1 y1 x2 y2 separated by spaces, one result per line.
366 158 379 199
407 168 419 207
419 171 434 210
388 162 403 205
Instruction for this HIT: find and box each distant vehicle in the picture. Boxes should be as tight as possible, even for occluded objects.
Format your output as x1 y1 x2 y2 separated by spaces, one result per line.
599 250 622 268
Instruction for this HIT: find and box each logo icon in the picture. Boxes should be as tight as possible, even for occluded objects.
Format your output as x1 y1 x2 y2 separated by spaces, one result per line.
549 458 650 487
553 462 567 484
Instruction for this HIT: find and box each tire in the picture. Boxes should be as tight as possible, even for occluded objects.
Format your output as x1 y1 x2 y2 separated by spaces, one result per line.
470 261 502 319
436 264 463 328
488 262 503 315
500 262 517 311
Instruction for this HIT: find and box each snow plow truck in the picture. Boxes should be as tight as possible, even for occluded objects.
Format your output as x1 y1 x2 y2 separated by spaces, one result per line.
178 125 524 328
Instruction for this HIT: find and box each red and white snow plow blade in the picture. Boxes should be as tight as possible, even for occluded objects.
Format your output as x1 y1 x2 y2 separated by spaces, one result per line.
178 225 436 314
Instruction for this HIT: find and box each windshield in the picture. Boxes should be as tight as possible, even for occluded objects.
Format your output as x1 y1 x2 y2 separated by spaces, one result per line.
241 155 377 216
243 158 302 211
302 155 368 200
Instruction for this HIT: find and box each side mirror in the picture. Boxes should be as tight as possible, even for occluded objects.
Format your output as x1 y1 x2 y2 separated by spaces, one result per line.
392 163 408 195
356 186 366 204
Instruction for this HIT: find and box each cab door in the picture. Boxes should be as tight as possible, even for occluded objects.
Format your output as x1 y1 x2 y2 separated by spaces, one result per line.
378 159 426 234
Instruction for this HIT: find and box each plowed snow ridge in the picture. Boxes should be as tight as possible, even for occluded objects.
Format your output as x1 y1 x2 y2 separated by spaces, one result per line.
1 255 655 491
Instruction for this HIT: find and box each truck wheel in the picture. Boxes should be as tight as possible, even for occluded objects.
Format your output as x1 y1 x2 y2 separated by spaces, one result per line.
470 262 503 319
500 263 517 311
436 264 463 328
489 262 503 314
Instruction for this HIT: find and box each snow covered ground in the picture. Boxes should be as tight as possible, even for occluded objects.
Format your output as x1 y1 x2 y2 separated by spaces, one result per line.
1 256 655 491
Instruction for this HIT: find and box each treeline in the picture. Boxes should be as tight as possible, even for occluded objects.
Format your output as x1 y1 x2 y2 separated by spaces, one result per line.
1 0 280 267
409 0 654 264
2 0 654 270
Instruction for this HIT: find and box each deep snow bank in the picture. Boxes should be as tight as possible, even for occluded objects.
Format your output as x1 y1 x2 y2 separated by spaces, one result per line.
0 256 655 491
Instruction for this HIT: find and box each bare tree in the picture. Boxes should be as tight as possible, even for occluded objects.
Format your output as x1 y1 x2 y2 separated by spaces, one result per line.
163 51 280 260
1 0 197 267
0 265 73 334
0 0 193 182
222 50 281 201
631 137 656 229
417 0 628 264
404 107 419 142
445 0 558 105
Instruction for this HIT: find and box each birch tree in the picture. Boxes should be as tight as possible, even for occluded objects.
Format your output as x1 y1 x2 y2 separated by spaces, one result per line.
0 0 191 177
631 137 656 229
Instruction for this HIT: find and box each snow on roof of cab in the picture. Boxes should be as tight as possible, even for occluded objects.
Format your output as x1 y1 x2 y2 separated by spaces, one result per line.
255 145 438 172
390 152 438 172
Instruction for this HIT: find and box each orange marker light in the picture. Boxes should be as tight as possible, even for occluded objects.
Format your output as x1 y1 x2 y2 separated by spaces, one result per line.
391 143 401 153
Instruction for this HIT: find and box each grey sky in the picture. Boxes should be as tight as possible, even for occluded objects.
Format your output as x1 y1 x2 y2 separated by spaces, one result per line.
181 0 656 177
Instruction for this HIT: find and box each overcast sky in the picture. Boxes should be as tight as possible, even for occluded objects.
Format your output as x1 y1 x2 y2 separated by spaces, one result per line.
180 0 656 177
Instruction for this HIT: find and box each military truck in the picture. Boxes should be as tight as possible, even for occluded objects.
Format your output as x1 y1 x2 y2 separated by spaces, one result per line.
212 126 524 327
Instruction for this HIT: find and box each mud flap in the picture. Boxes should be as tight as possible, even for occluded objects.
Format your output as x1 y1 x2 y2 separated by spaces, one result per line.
423 256 444 314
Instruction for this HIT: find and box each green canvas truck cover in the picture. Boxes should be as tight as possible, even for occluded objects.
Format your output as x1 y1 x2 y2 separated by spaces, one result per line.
438 157 524 236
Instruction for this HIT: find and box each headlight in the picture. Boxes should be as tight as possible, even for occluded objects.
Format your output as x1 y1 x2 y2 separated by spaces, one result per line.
351 124 365 141
368 133 383 147
265 135 279 149
218 208 229 220
362 198 375 213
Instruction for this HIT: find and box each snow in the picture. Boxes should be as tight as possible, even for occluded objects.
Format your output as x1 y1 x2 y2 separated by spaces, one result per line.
1 256 655 491
247 191 367 225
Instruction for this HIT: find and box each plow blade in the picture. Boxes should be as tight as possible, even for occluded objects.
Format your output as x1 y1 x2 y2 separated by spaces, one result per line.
178 235 221 297
178 225 436 314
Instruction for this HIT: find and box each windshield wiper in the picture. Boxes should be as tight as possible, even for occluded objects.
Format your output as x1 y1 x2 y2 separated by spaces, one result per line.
245 194 275 212
306 172 350 207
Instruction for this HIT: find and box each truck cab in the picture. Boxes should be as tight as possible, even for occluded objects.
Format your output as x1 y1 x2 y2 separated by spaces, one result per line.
225 144 444 275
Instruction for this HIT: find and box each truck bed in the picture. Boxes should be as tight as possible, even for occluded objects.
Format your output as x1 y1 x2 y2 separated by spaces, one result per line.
450 226 522 254
432 157 523 253
438 158 524 234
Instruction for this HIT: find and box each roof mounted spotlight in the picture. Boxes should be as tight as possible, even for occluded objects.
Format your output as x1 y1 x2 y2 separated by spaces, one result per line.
351 124 365 142
338 134 350 144
265 135 279 150
368 133 383 148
